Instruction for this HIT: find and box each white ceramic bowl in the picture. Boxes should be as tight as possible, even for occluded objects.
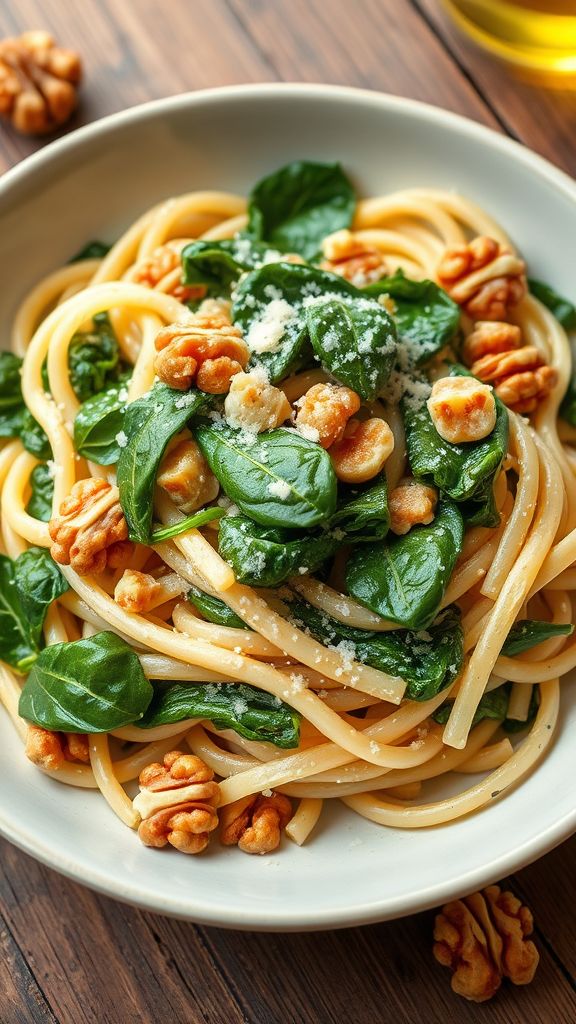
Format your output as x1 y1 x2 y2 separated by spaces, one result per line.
1 84 575 930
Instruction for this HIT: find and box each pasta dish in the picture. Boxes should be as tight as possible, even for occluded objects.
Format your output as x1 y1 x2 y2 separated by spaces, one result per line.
0 160 574 857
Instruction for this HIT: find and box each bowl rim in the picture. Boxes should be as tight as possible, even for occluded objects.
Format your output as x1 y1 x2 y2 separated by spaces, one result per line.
2 82 576 930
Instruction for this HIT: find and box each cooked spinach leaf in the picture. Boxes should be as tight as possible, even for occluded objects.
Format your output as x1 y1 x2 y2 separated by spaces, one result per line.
503 687 539 734
218 515 339 587
404 365 508 526
0 352 25 436
138 681 300 748
246 160 355 260
501 620 574 657
364 270 460 367
345 499 464 630
305 295 396 400
65 313 124 403
26 465 54 522
181 238 272 296
188 586 250 630
69 240 111 263
21 411 51 460
19 631 153 732
0 548 68 672
290 599 463 701
74 380 128 465
528 279 576 329
232 262 358 382
117 383 208 544
433 684 509 728
330 475 389 543
196 422 337 529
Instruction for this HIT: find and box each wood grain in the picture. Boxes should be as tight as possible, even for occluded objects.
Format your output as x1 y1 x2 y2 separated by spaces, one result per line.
0 1 575 1021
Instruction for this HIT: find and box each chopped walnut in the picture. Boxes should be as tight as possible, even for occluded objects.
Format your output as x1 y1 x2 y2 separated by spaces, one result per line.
0 31 82 135
114 570 188 613
470 345 557 415
330 417 394 483
49 478 133 576
224 368 292 433
25 725 89 771
389 477 438 535
157 437 219 513
427 376 497 444
433 885 539 1002
220 792 292 855
320 229 388 286
154 304 249 393
294 382 361 449
437 236 527 321
132 238 206 304
462 320 522 365
134 751 220 855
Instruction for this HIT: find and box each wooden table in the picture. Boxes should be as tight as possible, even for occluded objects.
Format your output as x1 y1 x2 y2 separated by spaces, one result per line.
1 2 576 1021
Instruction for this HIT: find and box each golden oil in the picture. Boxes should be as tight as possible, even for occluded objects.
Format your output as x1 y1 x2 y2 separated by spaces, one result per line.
441 0 576 77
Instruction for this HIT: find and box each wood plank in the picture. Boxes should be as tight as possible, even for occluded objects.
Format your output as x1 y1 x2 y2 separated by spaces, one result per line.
0 0 275 172
0 838 247 1024
416 0 576 176
200 906 576 1024
227 0 500 123
0 917 57 1024
509 835 576 979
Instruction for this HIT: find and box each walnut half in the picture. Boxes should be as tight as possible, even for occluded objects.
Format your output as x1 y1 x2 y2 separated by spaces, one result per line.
220 792 292 854
49 478 133 576
134 751 220 855
433 885 539 1002
0 31 82 135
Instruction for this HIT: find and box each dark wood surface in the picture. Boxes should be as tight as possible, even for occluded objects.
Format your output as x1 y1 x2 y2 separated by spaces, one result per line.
1 2 576 1021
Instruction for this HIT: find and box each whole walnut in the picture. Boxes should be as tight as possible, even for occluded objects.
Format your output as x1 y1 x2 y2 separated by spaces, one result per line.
0 31 82 135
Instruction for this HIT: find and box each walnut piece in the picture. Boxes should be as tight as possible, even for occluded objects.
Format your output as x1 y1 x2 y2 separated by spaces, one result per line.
25 725 89 771
135 751 220 855
132 238 206 304
114 569 188 613
49 478 133 576
0 31 81 135
157 436 219 512
427 376 496 444
437 236 526 321
220 792 292 855
224 367 292 433
154 303 249 393
320 229 388 286
433 885 539 1002
294 382 361 449
462 320 522 365
389 477 438 535
329 417 394 483
470 344 557 415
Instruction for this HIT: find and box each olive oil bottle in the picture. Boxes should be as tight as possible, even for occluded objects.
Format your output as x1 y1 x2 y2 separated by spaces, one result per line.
441 0 576 77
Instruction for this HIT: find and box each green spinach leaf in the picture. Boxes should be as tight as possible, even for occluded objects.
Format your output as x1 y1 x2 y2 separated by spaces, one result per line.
290 599 463 701
19 631 153 732
345 499 464 630
181 238 273 296
117 383 208 543
0 352 25 436
433 684 509 728
330 475 389 543
69 240 111 263
0 548 68 672
247 160 355 260
404 365 508 525
150 506 224 543
503 687 539 733
188 586 250 630
528 279 576 329
74 380 128 465
305 295 396 400
502 620 574 657
21 411 51 460
232 262 358 382
196 422 337 529
138 681 300 748
66 313 124 402
364 270 460 367
26 465 54 522
218 515 339 587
